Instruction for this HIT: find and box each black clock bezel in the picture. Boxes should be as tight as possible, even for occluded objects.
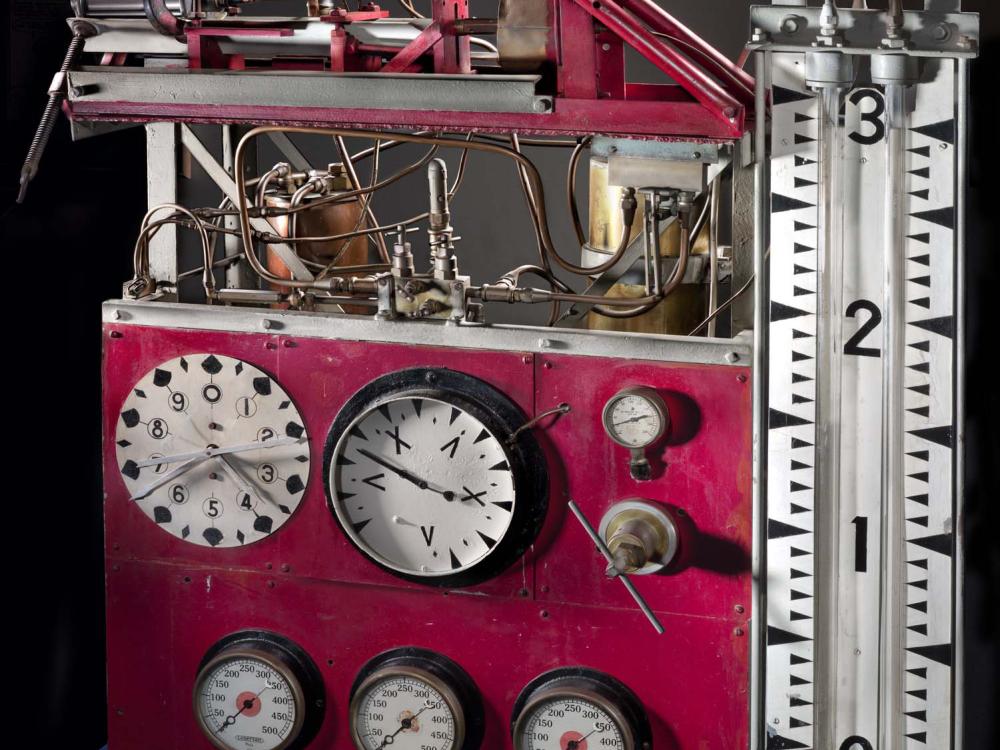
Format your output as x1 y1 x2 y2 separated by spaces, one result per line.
322 367 549 588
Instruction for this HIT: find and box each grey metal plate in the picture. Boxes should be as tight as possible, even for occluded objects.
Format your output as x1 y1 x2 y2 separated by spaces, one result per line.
103 300 752 368
67 68 547 114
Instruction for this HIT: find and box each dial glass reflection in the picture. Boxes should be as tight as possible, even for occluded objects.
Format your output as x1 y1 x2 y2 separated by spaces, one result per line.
331 396 516 577
519 697 625 750
196 656 298 750
354 674 457 750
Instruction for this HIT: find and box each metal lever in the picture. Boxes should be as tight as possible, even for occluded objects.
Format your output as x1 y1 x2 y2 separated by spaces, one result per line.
568 500 665 635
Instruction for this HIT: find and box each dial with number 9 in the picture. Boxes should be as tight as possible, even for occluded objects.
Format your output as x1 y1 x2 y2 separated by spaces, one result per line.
114 354 310 547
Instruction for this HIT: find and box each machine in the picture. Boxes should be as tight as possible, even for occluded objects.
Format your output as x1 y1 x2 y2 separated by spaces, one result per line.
16 0 979 747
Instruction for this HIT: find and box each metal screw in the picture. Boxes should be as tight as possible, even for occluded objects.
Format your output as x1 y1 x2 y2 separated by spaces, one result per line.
266 562 273 570
110 330 123 339
280 563 291 573
735 604 745 614
522 355 531 365
265 342 277 350
540 585 550 593
737 374 748 383
601 43 611 51
425 371 438 384
267 580 276 589
780 15 801 35
283 339 296 348
518 588 529 597
539 610 550 619
734 627 745 636
725 351 741 363
543 362 553 370
931 23 951 42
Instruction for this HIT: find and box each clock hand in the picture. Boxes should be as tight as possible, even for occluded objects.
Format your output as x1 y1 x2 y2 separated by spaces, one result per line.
135 436 301 468
215 454 277 508
130 454 210 501
613 414 651 427
356 449 455 501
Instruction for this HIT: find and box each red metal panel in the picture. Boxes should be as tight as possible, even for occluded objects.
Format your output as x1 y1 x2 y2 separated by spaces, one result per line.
103 323 751 749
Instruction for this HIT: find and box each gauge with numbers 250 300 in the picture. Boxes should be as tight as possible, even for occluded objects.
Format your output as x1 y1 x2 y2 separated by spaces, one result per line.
114 353 310 547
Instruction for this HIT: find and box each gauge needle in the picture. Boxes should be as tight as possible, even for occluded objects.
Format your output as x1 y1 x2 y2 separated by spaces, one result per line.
129 455 211 501
216 454 277 508
567 728 598 750
356 448 455 501
217 686 270 734
375 700 440 749
613 415 650 427
134 436 302 468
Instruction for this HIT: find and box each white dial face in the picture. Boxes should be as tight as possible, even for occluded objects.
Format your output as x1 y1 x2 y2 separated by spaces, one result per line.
518 696 626 750
331 395 516 577
604 394 664 448
115 354 310 547
353 672 459 750
196 654 300 750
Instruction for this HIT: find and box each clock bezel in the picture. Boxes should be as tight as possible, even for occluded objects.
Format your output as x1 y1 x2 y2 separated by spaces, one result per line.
322 368 548 588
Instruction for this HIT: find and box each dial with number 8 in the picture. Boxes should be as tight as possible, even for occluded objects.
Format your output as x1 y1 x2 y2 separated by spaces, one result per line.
114 353 310 547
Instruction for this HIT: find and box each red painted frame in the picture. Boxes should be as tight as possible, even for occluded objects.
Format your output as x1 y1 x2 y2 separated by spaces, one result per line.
102 322 753 749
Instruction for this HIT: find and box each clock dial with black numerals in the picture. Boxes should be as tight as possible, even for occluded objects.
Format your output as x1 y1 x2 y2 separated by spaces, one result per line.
324 369 548 587
114 354 310 547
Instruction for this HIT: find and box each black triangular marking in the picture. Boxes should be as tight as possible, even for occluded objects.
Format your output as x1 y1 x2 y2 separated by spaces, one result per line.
789 697 812 707
790 568 810 579
789 610 810 621
908 384 931 396
790 459 812 470
907 494 929 506
152 369 172 387
908 146 931 158
909 559 929 570
908 601 928 613
907 689 928 700
790 481 811 492
908 623 928 635
909 189 930 200
794 112 815 123
906 731 928 743
791 437 813 449
908 515 929 527
790 547 810 557
789 503 810 514
912 119 955 145
911 316 953 338
767 625 809 645
909 425 952 448
337 454 356 466
349 425 368 442
773 85 813 105
909 533 952 557
352 518 371 534
794 177 817 189
492 500 513 512
909 362 931 374
790 653 811 664
791 394 813 405
909 254 930 266
201 355 223 375
793 264 813 275
908 406 930 418
153 506 172 524
907 667 928 678
794 133 816 145
771 301 810 322
768 519 808 539
766 734 809 750
908 450 930 461
906 710 928 722
792 329 813 339
793 242 814 254
791 350 813 362
773 193 815 213
909 276 931 287
789 676 811 687
909 340 930 352
378 404 393 423
908 232 931 244
791 373 813 384
449 407 461 426
910 297 931 309
793 286 812 297
790 589 811 600
770 409 812 429
477 530 498 549
252 376 272 396
908 579 928 590
794 220 815 231
411 399 423 418
789 717 811 728
449 548 462 569
489 460 510 471
474 429 491 444
911 206 954 229
909 167 931 179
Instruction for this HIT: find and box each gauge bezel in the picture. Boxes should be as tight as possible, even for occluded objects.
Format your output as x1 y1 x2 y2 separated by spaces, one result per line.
349 647 484 750
193 631 325 750
323 367 549 588
601 387 669 449
510 667 651 750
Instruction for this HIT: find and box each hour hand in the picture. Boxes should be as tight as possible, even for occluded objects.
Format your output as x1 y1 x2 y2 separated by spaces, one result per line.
130 454 210 501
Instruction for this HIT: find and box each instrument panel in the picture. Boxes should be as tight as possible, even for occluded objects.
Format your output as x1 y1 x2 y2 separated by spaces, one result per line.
102 317 752 749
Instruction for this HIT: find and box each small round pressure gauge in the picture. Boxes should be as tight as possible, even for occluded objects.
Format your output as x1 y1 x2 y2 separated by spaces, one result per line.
349 648 484 750
193 631 325 750
511 668 651 750
602 387 669 449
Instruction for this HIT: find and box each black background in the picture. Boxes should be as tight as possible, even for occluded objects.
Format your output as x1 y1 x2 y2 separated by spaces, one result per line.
2 0 996 747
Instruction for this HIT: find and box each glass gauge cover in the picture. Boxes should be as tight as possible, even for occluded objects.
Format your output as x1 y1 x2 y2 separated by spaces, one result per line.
324 368 548 587
349 647 484 750
511 668 651 750
115 353 310 547
193 631 324 750
601 387 669 449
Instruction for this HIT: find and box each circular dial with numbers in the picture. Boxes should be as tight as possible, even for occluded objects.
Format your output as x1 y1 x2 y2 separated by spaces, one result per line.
601 387 669 449
324 368 548 587
114 353 310 547
511 669 650 750
349 648 483 750
194 631 324 750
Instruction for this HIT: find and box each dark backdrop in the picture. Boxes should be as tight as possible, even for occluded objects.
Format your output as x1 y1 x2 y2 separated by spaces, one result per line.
2 1 996 747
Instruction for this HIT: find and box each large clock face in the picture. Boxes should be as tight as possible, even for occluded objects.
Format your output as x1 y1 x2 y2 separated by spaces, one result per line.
114 354 310 547
324 369 548 587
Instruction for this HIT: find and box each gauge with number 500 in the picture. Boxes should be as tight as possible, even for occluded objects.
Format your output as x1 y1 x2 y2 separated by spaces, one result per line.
193 631 325 750
349 648 484 750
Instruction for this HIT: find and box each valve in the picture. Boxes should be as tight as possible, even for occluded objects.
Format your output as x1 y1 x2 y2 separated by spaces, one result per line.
598 499 679 577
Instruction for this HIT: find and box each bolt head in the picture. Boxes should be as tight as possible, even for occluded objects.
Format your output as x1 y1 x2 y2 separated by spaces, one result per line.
725 351 740 364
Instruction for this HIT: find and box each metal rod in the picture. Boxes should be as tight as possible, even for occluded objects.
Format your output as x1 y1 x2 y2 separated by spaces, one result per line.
567 500 665 635
708 174 722 336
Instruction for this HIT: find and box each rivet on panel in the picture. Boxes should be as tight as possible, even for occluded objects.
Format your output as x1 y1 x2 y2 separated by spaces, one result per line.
110 331 123 339
267 580 276 589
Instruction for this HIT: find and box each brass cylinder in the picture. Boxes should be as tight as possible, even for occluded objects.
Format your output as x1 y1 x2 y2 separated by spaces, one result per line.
584 156 708 335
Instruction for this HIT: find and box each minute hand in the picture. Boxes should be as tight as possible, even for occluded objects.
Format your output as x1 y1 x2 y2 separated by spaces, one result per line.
356 448 454 500
135 436 302 468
